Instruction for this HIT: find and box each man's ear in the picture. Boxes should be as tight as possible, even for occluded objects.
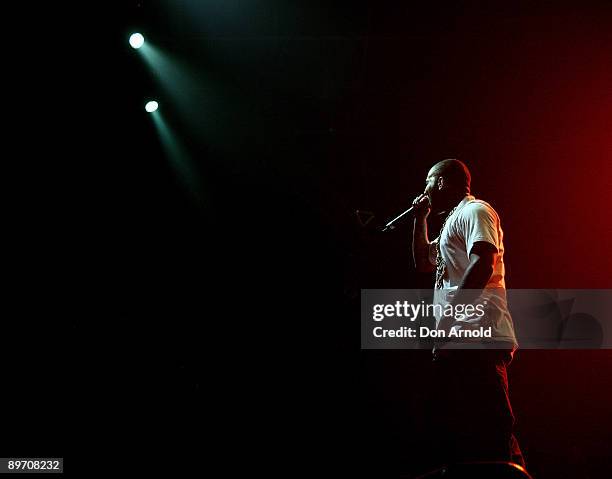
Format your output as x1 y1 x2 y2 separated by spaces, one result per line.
437 176 444 190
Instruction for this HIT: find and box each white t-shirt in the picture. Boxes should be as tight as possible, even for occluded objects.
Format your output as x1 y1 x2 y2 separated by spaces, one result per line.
430 195 518 347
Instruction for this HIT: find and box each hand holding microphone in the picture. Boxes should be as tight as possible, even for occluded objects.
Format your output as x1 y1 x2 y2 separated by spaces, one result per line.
411 193 431 220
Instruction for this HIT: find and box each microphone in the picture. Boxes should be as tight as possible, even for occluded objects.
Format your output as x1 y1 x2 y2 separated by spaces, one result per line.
380 195 429 232
380 206 414 232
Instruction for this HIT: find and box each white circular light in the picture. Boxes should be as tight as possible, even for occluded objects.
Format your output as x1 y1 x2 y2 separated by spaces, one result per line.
145 101 159 113
129 33 145 49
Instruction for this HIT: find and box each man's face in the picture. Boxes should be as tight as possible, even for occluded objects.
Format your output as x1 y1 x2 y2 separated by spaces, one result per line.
424 168 440 207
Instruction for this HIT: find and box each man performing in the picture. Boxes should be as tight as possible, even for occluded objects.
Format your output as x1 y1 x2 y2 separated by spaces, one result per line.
411 159 526 469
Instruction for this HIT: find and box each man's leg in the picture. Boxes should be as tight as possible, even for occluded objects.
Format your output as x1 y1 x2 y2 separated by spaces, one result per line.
436 350 525 467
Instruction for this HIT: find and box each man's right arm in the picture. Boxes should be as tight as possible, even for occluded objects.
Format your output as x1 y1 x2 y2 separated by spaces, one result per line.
412 195 435 273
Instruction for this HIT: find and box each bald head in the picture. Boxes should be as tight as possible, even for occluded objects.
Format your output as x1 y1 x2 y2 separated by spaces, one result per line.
428 159 471 194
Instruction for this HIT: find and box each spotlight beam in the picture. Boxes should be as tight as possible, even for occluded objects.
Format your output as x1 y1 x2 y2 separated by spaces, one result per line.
150 111 204 206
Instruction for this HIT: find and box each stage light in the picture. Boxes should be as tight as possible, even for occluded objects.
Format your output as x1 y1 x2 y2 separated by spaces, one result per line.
145 101 159 113
129 33 145 49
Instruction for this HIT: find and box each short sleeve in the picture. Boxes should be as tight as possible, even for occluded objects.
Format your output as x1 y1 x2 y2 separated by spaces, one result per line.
462 202 500 256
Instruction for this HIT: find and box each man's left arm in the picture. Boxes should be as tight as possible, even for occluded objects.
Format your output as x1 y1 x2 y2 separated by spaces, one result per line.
436 242 496 333
450 241 497 307
445 202 501 328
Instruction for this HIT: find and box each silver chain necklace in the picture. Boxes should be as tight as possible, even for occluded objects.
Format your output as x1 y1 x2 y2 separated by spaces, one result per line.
434 206 459 289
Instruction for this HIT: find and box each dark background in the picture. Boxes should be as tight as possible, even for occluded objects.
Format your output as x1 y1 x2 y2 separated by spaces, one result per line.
4 1 612 477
